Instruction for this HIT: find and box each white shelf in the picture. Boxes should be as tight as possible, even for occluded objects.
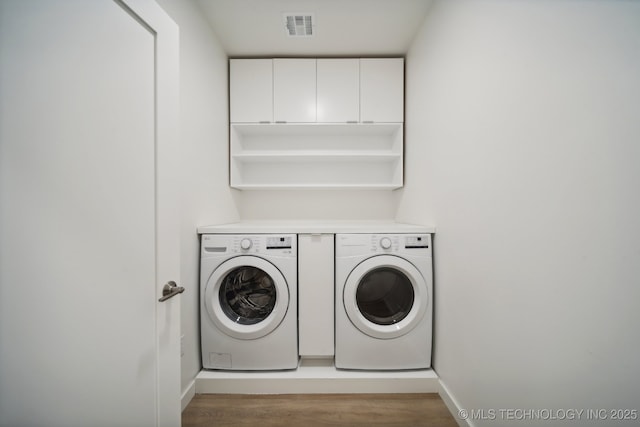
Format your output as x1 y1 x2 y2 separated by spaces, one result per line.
231 183 403 190
230 123 403 189
233 152 401 163
231 122 401 139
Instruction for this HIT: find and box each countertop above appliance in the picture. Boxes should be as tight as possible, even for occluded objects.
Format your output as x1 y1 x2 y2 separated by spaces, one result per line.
197 220 435 235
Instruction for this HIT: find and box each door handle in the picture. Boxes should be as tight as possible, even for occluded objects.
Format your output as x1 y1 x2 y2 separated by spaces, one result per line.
159 281 185 302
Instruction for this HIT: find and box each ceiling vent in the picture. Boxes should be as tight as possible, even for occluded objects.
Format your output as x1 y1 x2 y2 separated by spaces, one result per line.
284 13 314 37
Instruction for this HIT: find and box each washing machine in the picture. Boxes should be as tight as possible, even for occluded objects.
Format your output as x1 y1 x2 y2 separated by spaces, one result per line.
200 234 298 370
335 233 433 370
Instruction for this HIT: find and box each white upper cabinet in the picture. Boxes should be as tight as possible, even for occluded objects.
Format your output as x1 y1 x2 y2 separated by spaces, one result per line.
316 59 359 123
360 58 404 123
228 58 405 189
273 58 316 123
230 59 273 123
230 58 404 124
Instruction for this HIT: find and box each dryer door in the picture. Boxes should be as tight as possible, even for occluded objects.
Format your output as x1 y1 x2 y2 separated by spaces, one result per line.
343 255 428 339
204 256 289 340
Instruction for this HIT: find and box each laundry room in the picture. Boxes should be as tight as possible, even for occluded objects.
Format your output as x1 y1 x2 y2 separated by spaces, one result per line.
1 1 639 426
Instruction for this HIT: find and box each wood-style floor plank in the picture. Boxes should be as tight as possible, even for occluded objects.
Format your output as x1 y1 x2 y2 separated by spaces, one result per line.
182 393 458 426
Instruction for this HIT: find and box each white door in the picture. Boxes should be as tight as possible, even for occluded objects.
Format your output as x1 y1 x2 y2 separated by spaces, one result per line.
360 58 405 123
298 234 335 357
273 58 316 123
0 1 180 426
316 59 359 123
230 59 273 123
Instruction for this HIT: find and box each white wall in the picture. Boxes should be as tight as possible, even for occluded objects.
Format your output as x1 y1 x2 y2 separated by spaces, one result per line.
237 190 397 220
398 1 640 425
155 0 239 400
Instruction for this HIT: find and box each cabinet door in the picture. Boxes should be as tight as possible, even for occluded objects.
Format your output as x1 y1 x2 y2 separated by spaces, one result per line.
230 59 273 123
298 234 335 357
360 58 404 123
273 58 316 123
317 59 359 123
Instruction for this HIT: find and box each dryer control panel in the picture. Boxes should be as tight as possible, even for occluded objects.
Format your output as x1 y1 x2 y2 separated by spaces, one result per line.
371 234 431 253
336 233 432 257
405 235 429 249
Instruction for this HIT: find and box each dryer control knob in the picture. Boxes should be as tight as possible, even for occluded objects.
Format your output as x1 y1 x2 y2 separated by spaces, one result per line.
380 237 392 249
240 238 252 250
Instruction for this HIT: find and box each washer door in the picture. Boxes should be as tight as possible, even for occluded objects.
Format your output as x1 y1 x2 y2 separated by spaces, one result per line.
343 255 428 339
205 256 289 340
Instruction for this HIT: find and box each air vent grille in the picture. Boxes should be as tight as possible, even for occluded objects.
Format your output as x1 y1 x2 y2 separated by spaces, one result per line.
284 14 314 37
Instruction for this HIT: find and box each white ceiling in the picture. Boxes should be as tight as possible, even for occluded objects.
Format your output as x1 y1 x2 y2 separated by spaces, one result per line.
195 0 433 57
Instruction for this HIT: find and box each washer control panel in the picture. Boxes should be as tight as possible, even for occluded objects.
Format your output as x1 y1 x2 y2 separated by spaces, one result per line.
201 234 296 257
267 236 293 249
234 235 294 254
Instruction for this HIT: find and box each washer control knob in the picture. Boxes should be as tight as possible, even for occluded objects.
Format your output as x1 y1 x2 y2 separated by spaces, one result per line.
240 238 252 250
380 237 392 249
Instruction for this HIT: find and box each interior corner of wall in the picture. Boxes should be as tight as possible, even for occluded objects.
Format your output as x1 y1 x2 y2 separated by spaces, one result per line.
439 379 472 427
181 377 197 412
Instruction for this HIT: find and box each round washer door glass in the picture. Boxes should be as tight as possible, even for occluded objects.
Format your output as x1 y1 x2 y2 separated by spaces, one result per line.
205 256 289 340
356 267 414 325
344 255 428 339
219 266 277 325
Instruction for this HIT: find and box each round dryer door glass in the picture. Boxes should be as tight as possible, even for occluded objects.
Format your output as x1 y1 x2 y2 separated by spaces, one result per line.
219 266 276 325
356 267 414 325
343 255 428 339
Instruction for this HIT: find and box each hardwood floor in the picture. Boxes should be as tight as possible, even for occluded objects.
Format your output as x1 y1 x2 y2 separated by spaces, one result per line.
182 393 459 427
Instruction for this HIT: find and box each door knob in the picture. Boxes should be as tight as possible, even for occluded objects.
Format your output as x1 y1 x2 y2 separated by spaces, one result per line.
159 280 185 302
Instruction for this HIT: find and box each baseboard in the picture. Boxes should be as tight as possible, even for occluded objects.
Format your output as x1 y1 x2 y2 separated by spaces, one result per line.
181 379 196 412
195 359 439 394
438 379 471 427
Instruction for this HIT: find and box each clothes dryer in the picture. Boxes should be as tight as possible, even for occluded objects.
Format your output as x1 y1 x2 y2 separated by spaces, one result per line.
335 233 432 370
200 234 297 370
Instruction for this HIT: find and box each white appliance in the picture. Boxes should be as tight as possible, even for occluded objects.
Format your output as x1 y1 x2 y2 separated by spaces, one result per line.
200 234 298 370
335 233 433 370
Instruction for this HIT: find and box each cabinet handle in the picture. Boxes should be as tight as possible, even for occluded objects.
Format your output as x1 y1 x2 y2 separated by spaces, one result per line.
363 120 374 124
346 121 358 124
259 121 271 124
275 121 287 124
